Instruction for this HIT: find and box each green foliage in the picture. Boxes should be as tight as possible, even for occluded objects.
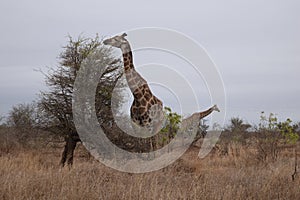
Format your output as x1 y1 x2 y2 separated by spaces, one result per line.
159 107 181 144
161 107 181 133
277 118 299 144
259 112 299 144
259 112 277 131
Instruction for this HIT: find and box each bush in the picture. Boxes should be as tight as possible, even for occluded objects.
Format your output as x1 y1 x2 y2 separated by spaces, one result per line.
7 103 38 128
156 107 181 147
255 112 299 163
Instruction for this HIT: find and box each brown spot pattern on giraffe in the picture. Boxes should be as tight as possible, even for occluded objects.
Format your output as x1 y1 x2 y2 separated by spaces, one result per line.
140 98 147 106
105 37 164 128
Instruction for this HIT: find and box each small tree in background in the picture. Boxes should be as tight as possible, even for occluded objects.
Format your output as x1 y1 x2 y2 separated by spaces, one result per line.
257 112 299 143
227 117 251 133
256 112 299 163
4 103 41 148
277 118 299 144
223 117 251 144
7 103 38 129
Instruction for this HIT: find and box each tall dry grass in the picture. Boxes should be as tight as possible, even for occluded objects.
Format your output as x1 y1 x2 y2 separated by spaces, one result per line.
0 141 299 200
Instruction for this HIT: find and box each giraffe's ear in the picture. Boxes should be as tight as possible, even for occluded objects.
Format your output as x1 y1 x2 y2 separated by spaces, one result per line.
121 33 127 38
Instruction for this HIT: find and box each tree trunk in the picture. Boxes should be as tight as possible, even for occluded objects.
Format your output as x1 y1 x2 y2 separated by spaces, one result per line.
60 131 80 168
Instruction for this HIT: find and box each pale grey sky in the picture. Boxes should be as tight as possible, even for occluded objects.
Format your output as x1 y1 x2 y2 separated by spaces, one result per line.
0 0 299 124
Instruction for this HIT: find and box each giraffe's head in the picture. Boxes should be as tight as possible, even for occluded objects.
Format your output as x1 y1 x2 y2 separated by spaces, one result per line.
212 104 220 112
103 33 129 50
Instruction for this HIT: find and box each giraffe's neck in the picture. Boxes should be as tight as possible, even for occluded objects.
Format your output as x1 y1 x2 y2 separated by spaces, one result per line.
199 107 214 119
122 51 135 72
121 44 148 97
120 42 135 72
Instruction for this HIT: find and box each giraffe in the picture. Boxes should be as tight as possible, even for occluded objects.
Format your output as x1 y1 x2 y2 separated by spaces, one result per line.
161 104 220 147
104 33 220 148
199 104 220 119
180 105 220 131
103 33 164 135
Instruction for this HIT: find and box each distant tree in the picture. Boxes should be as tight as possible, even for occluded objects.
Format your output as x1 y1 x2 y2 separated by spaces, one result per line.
255 112 299 163
227 117 251 133
38 35 123 167
7 103 38 128
276 118 299 144
5 103 40 147
258 112 277 132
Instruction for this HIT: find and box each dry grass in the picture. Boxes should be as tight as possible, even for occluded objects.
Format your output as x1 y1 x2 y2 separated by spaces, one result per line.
0 141 299 200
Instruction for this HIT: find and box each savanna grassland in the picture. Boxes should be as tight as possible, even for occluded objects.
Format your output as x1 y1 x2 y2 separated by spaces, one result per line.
0 127 299 200
2 35 298 199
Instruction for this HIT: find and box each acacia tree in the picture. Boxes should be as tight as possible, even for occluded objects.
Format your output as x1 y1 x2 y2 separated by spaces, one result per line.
39 35 123 166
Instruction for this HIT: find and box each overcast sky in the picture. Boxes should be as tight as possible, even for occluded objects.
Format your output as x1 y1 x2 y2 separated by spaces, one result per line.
0 0 299 125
